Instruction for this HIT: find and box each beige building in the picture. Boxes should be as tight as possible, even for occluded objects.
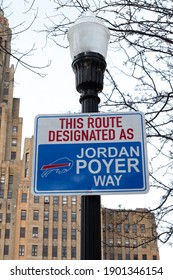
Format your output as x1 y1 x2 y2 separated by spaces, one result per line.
0 9 159 260
0 9 23 259
102 208 160 260
14 137 81 260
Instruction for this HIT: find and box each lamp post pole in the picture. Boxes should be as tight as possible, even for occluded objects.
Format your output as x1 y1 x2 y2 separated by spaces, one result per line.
68 12 110 260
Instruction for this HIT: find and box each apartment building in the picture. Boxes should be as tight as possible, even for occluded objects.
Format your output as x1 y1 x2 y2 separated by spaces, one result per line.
14 138 81 260
0 9 23 259
102 207 160 260
0 9 160 260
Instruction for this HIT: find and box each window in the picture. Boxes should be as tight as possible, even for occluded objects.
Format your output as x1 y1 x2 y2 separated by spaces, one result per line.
19 245 25 256
117 238 121 247
20 227 25 238
71 247 76 258
5 229 10 239
108 223 114 231
5 71 9 81
153 255 157 260
25 168 29 177
103 224 106 232
125 238 130 247
12 126 18 133
4 245 9 255
7 175 13 198
25 152 29 162
132 224 137 233
126 254 130 260
0 213 2 222
43 246 48 257
133 239 137 248
33 210 39 220
62 246 67 258
43 228 48 239
0 175 5 184
11 152 16 160
44 196 49 204
53 211 58 221
110 252 114 260
0 175 5 198
62 196 68 205
3 88 8 95
71 196 76 205
34 196 39 203
71 212 76 222
32 227 38 237
118 253 122 260
52 246 57 258
109 238 114 246
141 239 147 248
53 196 59 205
124 223 130 233
53 228 58 239
142 254 147 260
140 224 146 233
11 138 17 146
62 211 67 222
71 229 76 240
6 213 11 223
21 193 27 203
9 175 13 185
21 210 26 220
25 153 29 177
62 228 67 240
44 211 49 221
134 254 138 260
116 223 121 233
32 245 38 256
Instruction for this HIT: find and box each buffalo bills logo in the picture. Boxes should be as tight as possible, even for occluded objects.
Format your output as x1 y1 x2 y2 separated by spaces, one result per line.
41 157 73 178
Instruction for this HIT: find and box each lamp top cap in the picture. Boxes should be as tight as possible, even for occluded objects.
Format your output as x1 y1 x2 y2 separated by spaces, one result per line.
75 11 105 24
67 11 110 60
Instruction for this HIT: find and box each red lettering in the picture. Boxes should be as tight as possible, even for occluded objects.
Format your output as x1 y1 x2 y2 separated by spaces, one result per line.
127 128 134 139
119 128 134 140
88 117 94 128
48 131 55 141
76 118 84 129
59 118 65 129
116 117 122 127
119 129 127 140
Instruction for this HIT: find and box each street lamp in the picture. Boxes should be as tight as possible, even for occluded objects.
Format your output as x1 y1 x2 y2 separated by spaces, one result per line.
67 11 110 260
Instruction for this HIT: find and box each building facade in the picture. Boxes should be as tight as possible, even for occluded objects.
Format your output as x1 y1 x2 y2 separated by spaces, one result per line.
102 208 160 260
0 9 159 260
0 9 23 259
14 137 81 260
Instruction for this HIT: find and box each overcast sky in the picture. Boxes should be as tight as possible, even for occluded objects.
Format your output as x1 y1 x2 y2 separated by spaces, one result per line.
3 0 172 260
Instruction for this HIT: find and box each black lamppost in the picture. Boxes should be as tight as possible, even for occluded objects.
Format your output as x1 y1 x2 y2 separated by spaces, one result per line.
68 12 110 260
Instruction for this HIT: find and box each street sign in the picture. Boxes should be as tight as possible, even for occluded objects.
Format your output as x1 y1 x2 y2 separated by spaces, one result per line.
32 112 149 195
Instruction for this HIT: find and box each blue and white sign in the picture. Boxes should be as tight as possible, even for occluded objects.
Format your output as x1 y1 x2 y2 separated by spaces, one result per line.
32 112 149 195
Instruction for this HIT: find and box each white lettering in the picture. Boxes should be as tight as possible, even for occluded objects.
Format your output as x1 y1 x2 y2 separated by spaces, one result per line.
102 159 114 173
76 158 140 174
76 160 87 174
128 158 140 172
76 146 140 159
115 159 126 173
93 175 123 186
88 159 102 174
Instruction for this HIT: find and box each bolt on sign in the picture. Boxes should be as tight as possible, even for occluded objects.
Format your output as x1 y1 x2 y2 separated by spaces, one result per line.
32 112 149 195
